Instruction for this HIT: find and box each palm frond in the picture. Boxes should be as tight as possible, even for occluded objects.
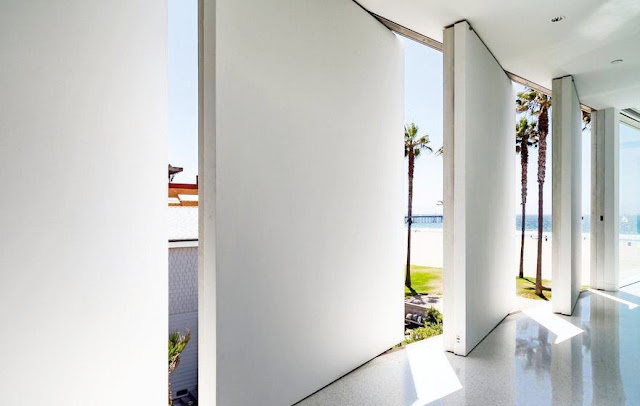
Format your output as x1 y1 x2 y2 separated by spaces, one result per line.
582 111 592 132
169 329 191 373
516 87 551 119
404 122 433 158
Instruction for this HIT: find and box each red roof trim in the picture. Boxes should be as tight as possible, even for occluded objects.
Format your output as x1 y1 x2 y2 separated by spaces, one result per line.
168 183 198 189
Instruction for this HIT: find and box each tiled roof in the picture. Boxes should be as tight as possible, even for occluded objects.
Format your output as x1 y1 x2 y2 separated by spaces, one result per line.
168 206 198 241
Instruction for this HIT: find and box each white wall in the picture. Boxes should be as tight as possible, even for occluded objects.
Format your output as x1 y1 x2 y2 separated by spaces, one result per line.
552 76 582 315
0 2 167 404
591 108 619 291
198 0 217 404
207 0 404 404
443 21 515 356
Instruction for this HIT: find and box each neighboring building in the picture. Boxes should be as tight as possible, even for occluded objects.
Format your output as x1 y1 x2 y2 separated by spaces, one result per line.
168 182 198 401
169 180 199 207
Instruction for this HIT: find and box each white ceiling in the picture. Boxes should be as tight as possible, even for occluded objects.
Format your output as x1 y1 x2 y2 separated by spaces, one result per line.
357 0 640 110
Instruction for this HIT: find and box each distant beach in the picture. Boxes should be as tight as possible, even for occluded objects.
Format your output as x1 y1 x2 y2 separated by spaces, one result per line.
411 214 640 238
407 214 640 286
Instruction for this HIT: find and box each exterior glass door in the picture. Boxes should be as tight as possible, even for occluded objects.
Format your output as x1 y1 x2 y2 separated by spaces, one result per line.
619 121 640 287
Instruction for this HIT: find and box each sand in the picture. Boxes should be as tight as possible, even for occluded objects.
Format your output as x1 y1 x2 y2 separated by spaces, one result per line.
408 228 640 286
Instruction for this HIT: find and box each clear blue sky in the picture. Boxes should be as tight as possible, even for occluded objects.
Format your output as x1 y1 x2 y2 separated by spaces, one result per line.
168 0 198 184
401 37 444 215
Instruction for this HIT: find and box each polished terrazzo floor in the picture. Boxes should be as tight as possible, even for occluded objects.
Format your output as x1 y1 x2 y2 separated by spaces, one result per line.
296 283 640 405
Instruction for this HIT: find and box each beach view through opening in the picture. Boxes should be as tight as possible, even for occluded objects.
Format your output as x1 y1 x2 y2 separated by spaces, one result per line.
513 86 592 305
401 36 444 345
401 40 596 339
619 121 640 287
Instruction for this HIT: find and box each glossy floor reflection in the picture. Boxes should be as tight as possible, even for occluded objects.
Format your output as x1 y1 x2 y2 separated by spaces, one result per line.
296 285 640 405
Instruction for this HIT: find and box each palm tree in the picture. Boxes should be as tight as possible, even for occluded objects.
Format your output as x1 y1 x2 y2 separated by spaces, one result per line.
582 110 591 131
168 329 191 405
404 123 432 294
516 117 538 278
516 89 551 297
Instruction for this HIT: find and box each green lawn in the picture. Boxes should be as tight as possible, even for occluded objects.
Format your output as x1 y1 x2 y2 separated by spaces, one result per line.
516 276 552 300
405 265 443 297
515 276 589 301
405 266 580 302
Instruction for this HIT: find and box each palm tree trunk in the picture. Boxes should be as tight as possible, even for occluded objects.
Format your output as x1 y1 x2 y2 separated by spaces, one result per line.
535 107 549 297
535 178 544 296
519 204 527 279
519 139 528 279
405 152 415 293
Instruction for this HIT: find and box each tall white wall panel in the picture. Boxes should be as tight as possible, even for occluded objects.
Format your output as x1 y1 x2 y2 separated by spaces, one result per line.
208 1 404 404
0 2 168 404
198 0 217 403
444 21 515 356
552 76 583 315
591 108 620 291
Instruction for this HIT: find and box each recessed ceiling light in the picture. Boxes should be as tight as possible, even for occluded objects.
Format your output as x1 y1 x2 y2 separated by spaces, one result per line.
550 16 565 23
611 59 624 64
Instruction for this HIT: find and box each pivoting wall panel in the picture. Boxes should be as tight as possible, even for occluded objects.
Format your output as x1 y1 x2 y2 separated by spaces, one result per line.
591 108 619 291
552 76 582 315
444 21 515 356
0 1 167 403
211 0 404 404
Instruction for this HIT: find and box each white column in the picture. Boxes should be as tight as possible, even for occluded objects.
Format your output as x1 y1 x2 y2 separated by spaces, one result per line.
0 2 168 404
443 21 515 356
198 0 217 404
551 76 582 315
591 108 619 291
442 24 458 354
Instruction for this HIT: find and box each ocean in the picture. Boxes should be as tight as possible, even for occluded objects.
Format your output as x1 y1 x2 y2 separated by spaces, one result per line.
407 214 640 236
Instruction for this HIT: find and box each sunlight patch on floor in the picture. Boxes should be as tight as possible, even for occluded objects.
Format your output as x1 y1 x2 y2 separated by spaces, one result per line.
588 288 639 309
522 305 583 344
405 336 462 406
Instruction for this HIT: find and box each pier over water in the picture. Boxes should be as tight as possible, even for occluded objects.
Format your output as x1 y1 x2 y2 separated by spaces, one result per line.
405 215 443 224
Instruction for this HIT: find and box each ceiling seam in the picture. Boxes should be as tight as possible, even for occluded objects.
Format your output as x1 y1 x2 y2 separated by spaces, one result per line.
352 2 594 113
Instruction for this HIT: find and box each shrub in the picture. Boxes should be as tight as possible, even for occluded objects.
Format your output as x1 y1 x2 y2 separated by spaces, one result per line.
169 329 191 406
424 306 443 325
404 323 443 345
400 307 443 346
